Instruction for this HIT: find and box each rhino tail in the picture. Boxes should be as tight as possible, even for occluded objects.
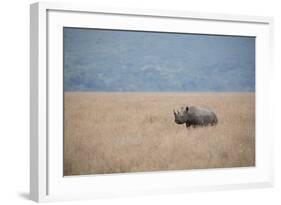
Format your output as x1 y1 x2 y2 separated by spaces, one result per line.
213 114 218 125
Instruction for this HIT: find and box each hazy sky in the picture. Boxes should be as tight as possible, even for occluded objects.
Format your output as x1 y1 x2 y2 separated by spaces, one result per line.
63 27 255 92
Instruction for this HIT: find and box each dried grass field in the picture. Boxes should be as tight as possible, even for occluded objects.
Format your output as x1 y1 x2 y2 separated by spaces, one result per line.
64 92 255 176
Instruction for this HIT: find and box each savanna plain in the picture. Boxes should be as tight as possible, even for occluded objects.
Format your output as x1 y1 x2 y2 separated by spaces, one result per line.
64 92 255 176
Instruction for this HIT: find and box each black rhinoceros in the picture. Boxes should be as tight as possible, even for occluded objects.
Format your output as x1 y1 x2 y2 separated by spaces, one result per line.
173 106 218 128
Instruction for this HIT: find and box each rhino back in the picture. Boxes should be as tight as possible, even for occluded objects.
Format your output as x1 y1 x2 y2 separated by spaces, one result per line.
189 106 213 116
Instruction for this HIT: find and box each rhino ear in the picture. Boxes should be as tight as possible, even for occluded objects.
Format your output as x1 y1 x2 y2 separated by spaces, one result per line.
186 106 189 112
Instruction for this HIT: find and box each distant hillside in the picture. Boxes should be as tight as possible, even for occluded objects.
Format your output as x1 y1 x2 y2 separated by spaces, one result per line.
63 28 255 92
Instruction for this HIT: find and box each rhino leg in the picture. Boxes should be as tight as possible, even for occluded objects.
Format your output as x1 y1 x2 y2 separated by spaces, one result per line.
185 123 190 128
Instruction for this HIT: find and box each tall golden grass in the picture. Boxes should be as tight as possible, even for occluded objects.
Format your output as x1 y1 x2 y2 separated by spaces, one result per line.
64 92 255 176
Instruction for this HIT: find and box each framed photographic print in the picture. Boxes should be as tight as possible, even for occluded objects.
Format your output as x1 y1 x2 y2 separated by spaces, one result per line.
30 2 274 202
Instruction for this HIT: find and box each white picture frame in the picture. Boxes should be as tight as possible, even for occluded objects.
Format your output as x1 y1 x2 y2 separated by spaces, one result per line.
30 1 274 202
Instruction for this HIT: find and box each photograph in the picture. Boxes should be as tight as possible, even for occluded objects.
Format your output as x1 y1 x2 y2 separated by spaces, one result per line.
63 27 255 176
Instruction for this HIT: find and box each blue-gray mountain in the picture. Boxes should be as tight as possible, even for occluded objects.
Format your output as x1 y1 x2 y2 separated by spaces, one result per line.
174 106 218 128
64 28 255 92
